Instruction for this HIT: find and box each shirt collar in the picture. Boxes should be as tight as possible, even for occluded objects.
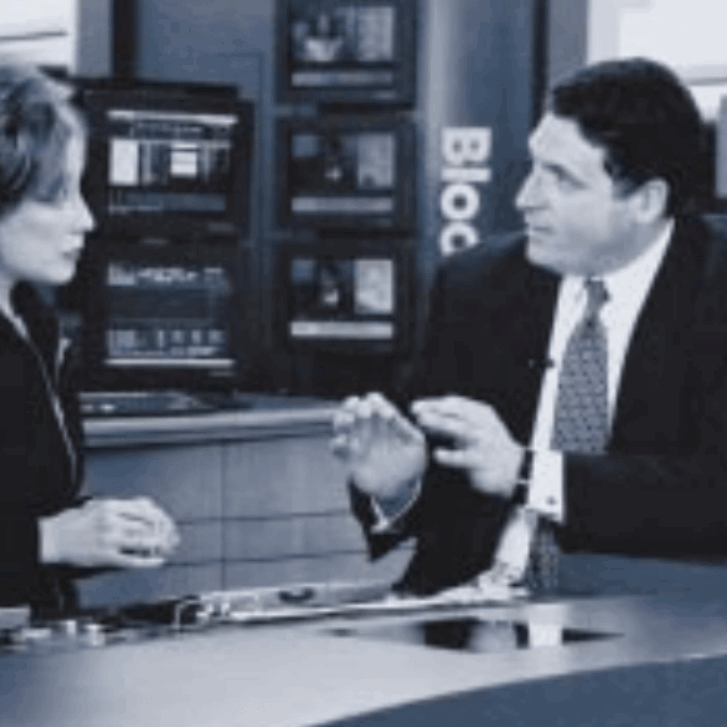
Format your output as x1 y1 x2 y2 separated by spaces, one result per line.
561 219 675 309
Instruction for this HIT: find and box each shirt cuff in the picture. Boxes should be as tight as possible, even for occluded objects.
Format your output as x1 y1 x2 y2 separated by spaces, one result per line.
525 450 564 523
369 478 422 534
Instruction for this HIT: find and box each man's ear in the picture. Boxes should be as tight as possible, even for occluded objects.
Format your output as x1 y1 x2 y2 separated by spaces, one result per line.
631 178 670 223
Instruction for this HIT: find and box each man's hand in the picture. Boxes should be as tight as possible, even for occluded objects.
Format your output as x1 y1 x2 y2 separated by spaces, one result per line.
40 497 181 568
411 395 523 499
331 392 427 500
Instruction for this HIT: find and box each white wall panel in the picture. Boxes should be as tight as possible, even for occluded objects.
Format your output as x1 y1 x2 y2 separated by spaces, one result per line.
0 0 77 71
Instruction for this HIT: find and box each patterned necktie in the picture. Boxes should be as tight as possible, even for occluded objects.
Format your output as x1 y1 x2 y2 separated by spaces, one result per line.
528 278 610 594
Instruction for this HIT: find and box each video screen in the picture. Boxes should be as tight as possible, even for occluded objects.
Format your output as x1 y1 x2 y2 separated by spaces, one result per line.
278 116 414 230
105 108 238 217
278 0 416 103
289 128 396 216
288 255 396 341
104 259 235 369
290 4 395 74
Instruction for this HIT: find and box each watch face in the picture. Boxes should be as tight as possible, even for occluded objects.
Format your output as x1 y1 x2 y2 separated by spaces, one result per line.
512 481 529 506
512 449 534 504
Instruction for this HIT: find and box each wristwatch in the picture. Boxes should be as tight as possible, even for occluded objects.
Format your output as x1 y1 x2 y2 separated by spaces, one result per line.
511 448 534 505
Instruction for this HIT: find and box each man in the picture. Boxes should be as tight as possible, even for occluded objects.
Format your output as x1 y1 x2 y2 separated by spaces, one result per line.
332 57 727 597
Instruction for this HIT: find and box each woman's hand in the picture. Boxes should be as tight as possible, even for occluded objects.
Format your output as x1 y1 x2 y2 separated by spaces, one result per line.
39 497 180 569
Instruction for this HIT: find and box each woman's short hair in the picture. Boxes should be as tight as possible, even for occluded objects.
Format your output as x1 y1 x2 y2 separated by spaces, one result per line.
549 57 705 215
0 63 84 216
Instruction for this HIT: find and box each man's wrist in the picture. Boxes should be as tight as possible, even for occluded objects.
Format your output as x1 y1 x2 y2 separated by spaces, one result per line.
39 516 60 564
526 450 565 522
375 478 421 520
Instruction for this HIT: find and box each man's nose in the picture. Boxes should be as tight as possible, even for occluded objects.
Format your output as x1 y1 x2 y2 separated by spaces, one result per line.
515 169 541 211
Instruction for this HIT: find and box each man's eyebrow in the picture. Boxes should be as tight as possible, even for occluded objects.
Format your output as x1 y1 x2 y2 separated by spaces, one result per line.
536 157 587 187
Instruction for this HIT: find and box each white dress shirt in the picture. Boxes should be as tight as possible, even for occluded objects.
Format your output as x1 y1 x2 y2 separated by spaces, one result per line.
490 220 675 582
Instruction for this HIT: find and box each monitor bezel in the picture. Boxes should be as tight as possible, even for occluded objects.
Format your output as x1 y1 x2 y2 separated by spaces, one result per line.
78 235 251 393
275 0 417 105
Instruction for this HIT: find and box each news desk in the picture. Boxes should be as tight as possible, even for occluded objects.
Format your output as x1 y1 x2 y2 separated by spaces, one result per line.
4 586 727 727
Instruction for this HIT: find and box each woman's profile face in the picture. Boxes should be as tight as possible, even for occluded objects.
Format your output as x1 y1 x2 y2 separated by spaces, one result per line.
0 132 95 288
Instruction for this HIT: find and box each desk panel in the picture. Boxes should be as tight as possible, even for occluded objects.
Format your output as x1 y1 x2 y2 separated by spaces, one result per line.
79 403 385 606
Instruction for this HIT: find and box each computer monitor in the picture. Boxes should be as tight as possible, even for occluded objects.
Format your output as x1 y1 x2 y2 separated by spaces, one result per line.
78 82 254 238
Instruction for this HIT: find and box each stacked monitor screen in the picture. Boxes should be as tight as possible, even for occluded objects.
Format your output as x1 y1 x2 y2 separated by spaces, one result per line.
276 0 417 104
277 239 411 356
103 250 235 371
70 81 254 390
276 115 415 230
78 237 246 391
80 82 254 238
104 107 237 217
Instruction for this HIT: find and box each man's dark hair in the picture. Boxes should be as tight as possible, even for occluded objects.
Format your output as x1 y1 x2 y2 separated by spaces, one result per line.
549 57 705 215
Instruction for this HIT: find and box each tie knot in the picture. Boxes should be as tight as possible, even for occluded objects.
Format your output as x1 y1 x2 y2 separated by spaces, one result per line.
584 278 609 319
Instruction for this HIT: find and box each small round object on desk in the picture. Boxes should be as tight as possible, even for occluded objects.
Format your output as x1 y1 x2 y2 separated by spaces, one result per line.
57 619 78 638
81 621 106 647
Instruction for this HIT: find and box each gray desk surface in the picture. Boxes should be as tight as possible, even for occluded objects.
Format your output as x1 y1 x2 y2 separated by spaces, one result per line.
4 590 727 727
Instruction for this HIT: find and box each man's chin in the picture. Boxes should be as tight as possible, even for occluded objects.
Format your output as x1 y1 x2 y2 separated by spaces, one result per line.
525 237 554 266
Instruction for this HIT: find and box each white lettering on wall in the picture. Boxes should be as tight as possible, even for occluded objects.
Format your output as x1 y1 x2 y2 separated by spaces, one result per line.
438 127 492 256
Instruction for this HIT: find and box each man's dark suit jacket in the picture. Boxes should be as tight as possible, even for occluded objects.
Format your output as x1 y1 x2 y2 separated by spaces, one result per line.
351 214 727 596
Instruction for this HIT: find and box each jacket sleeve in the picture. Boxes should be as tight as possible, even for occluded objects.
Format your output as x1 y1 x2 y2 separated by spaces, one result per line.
350 261 515 592
0 326 85 606
0 354 49 602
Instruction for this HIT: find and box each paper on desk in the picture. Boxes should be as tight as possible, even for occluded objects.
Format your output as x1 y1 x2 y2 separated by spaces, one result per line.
204 579 528 625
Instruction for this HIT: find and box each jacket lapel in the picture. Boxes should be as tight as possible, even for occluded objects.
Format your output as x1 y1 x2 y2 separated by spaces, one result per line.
493 247 560 444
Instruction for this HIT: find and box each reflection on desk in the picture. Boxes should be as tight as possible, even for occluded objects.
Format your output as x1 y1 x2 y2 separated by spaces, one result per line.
327 616 620 653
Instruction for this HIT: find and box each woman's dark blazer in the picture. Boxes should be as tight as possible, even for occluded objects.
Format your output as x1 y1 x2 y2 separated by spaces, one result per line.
351 215 727 595
0 283 84 612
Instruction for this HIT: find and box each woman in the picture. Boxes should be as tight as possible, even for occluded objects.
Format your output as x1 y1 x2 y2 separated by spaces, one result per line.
0 63 179 614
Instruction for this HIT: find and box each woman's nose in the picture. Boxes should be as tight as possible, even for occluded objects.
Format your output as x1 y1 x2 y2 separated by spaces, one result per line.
76 195 95 232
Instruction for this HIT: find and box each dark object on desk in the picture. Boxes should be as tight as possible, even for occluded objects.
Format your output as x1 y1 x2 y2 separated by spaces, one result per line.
79 390 219 417
79 390 334 418
0 606 30 631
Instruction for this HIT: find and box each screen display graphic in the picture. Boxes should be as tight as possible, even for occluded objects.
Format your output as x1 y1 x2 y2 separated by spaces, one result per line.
288 256 395 341
277 0 416 104
104 259 235 369
105 108 237 217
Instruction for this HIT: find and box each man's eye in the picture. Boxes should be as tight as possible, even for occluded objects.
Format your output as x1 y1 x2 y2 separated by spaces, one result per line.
551 168 579 189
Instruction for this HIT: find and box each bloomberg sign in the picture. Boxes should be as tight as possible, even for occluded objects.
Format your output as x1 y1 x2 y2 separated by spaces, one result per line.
438 127 492 256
